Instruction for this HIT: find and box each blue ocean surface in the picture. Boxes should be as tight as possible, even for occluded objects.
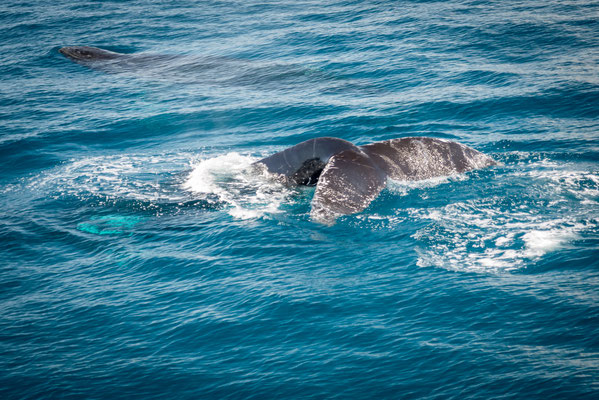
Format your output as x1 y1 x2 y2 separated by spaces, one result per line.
1 0 598 398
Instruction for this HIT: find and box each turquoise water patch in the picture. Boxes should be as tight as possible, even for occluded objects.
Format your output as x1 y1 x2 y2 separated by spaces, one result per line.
77 215 144 236
1 0 598 399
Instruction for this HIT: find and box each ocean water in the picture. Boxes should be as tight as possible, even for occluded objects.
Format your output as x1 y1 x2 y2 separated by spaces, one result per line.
1 0 598 398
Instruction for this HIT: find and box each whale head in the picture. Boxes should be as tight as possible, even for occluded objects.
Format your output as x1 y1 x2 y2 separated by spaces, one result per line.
59 46 121 62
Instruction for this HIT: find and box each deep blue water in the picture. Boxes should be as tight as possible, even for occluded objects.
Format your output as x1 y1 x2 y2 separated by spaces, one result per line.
1 0 599 398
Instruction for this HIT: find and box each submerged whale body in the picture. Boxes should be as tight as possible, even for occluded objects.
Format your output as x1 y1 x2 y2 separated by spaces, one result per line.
59 45 178 72
58 45 321 86
255 137 497 223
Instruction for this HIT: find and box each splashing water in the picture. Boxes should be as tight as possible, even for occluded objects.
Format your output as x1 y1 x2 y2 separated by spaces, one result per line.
183 152 296 219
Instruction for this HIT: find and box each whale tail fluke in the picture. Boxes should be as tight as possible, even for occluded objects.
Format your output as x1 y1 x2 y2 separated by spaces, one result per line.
254 136 497 223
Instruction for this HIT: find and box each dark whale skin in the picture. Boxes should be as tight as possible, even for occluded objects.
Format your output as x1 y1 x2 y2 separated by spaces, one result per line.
255 137 496 223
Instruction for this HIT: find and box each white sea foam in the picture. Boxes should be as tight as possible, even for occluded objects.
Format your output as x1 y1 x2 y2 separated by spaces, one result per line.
413 157 598 273
28 151 295 220
182 152 293 219
522 228 579 258
31 153 192 202
21 149 296 220
414 206 586 273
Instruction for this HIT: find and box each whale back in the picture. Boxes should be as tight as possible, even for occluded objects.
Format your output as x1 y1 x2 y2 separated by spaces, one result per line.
59 46 124 62
59 46 178 72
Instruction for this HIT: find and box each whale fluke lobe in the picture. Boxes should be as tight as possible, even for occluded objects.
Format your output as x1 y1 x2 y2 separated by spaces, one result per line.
255 137 496 223
360 137 496 181
311 149 387 222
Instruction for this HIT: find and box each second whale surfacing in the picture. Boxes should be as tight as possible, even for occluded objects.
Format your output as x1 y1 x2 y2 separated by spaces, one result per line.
255 137 497 223
58 45 323 86
59 46 123 62
59 46 179 72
